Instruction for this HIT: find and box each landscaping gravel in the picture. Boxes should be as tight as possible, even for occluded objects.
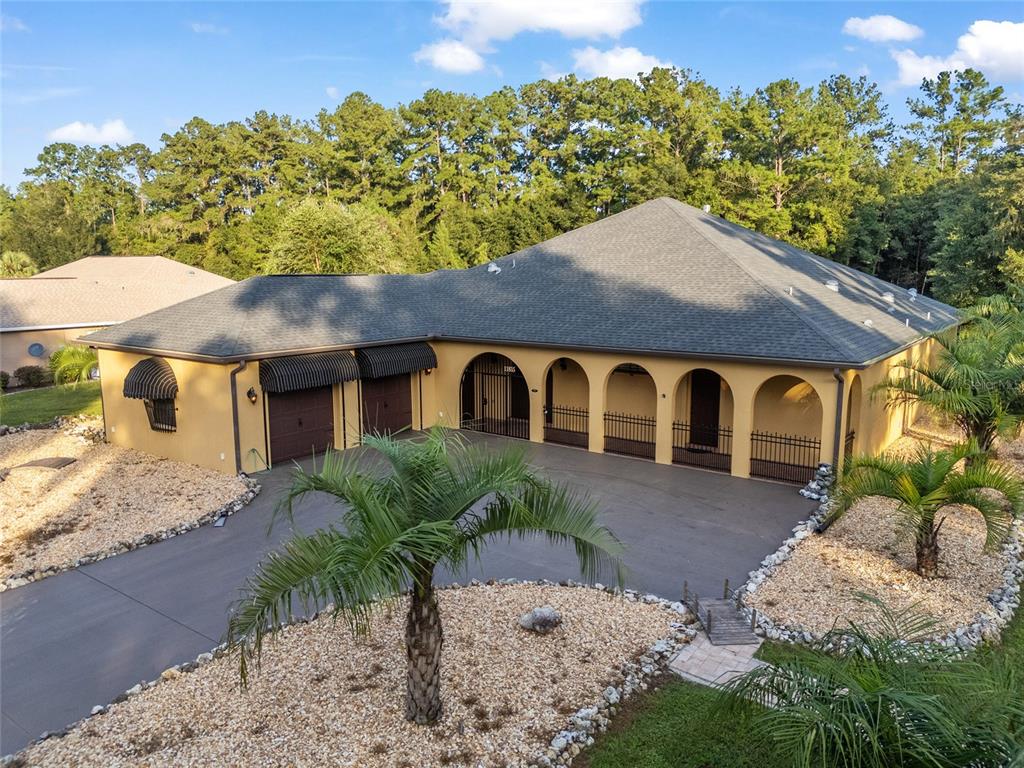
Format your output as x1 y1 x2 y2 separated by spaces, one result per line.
0 421 247 582
18 584 678 768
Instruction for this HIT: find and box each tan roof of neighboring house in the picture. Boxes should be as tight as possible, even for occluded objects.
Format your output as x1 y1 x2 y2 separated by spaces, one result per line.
0 256 234 332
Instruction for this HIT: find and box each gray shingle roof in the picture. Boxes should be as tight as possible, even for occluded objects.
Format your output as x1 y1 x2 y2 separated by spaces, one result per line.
82 198 958 367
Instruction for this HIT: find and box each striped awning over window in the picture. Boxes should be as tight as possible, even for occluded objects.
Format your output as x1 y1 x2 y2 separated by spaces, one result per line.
259 351 360 393
355 342 437 379
123 357 178 400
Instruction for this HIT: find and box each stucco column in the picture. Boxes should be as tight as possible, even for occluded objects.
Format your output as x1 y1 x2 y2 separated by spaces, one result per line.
654 389 673 465
818 373 842 468
587 369 606 453
729 382 755 479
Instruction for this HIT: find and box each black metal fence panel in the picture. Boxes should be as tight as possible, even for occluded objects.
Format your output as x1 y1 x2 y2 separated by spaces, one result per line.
544 405 589 448
604 411 656 460
749 430 821 484
672 422 732 472
460 357 530 440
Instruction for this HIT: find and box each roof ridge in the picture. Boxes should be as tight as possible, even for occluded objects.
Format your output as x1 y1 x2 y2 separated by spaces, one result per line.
657 198 849 360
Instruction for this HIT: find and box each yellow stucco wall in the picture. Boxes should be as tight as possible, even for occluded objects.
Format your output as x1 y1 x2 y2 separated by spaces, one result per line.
2 327 104 378
97 336 937 478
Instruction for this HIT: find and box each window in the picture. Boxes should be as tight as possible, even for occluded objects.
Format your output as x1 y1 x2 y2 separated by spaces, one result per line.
143 398 177 432
27 342 45 358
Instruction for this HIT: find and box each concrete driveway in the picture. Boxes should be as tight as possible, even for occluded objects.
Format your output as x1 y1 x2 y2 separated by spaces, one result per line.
0 434 813 754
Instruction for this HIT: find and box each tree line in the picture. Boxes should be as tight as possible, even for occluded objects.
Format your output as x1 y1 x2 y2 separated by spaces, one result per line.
1 67 1021 306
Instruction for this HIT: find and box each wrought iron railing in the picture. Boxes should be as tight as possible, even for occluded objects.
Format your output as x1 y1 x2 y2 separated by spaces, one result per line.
672 422 732 472
544 405 589 448
749 430 821 484
603 411 656 459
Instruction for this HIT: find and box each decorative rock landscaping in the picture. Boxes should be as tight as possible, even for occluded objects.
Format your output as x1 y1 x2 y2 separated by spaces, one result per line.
8 581 696 768
0 417 260 589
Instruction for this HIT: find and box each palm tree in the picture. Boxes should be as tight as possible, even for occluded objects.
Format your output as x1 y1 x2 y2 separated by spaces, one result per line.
0 250 38 278
721 598 1024 768
832 442 1022 578
227 429 624 725
49 344 98 385
876 320 1024 455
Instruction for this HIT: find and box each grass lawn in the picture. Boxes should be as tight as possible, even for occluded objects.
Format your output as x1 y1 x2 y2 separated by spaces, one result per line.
576 675 774 768
0 382 102 426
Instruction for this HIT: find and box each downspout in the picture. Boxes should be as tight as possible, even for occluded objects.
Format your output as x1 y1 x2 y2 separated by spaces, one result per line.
229 360 247 474
832 368 845 469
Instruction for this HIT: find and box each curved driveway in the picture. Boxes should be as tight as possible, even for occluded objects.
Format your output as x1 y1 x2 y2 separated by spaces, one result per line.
0 434 813 754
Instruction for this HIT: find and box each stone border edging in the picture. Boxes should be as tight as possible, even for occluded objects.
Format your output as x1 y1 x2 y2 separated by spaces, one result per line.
2 579 698 768
740 465 1024 652
1 417 262 592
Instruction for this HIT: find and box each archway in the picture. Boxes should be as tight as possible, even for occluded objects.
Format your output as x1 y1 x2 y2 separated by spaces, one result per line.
543 357 590 448
672 368 734 472
459 353 530 440
844 375 862 460
603 363 657 460
750 375 823 483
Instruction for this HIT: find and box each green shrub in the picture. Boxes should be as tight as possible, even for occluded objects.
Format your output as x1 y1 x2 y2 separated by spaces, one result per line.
49 344 99 385
0 371 8 391
13 365 53 388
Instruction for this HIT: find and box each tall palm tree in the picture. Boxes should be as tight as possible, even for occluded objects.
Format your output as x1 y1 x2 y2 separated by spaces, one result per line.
721 598 1024 768
832 442 1022 577
227 429 624 725
876 320 1024 455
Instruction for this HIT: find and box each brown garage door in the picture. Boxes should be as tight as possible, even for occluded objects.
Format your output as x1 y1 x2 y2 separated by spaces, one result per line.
268 386 334 463
362 374 412 435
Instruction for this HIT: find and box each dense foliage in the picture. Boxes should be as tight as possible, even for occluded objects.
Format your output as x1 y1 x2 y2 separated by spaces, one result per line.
2 68 1021 303
49 344 99 385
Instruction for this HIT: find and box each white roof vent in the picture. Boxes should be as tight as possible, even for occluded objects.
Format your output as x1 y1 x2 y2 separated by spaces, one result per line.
863 319 874 327
487 262 502 274
701 204 711 213
907 287 918 301
824 279 840 292
881 291 895 303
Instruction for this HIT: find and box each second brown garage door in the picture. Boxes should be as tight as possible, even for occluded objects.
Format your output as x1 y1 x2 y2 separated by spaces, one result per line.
268 385 334 463
361 374 413 435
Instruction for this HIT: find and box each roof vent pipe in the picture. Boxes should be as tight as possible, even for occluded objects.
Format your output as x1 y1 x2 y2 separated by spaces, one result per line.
702 204 711 213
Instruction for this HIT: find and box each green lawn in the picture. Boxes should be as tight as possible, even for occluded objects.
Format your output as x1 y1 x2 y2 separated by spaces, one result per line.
0 381 103 426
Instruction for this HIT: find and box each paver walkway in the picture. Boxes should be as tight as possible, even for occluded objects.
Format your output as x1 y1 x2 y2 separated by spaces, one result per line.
670 631 765 687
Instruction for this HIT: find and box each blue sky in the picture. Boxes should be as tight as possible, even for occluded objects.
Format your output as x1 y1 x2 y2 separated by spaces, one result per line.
2 1 1022 187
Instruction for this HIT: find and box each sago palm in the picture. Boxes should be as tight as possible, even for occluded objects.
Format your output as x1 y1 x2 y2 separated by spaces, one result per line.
831 442 1022 577
876 321 1024 454
227 428 624 725
49 344 99 385
721 598 1024 768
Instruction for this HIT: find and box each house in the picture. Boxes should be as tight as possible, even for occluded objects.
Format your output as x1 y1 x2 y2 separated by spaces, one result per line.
82 199 958 482
0 256 234 380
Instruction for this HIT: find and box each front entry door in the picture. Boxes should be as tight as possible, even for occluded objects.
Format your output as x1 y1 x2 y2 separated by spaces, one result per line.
268 386 335 463
689 370 721 447
361 374 413 435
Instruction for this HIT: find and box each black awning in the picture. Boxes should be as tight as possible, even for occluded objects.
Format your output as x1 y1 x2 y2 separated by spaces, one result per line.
123 357 178 400
355 342 437 379
259 351 360 393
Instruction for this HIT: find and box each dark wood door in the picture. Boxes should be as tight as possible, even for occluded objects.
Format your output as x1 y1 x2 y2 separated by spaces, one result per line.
361 374 412 435
689 370 721 447
268 386 334 463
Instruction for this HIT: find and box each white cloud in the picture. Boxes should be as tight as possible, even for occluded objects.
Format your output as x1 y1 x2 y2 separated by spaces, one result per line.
842 15 923 43
1 15 29 32
572 45 669 80
189 21 229 35
436 0 643 48
892 19 1024 85
7 86 85 105
325 85 340 100
48 118 134 144
413 39 485 74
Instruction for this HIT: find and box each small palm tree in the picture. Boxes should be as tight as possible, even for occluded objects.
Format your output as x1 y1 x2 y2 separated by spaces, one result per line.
876 320 1024 454
721 598 1024 768
227 429 624 725
832 443 1022 578
49 344 98 385
0 250 38 278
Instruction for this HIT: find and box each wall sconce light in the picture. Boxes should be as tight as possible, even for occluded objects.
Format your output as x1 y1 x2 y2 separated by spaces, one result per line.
424 368 432 376
247 386 258 404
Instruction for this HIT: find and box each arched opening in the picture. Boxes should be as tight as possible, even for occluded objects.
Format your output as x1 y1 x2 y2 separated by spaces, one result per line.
459 353 530 440
844 375 862 461
751 375 823 483
672 368 733 473
603 363 657 460
543 357 590 448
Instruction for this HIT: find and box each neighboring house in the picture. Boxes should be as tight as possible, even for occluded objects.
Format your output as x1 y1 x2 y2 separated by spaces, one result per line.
83 199 958 482
0 256 234 381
